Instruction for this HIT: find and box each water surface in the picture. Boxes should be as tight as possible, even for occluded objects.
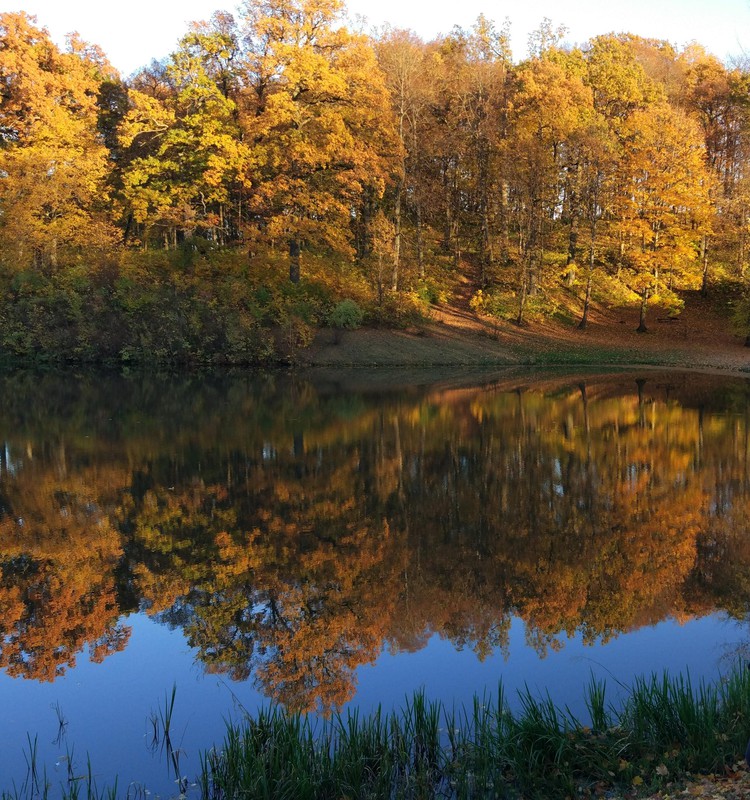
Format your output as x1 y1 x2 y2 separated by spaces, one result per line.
0 368 748 795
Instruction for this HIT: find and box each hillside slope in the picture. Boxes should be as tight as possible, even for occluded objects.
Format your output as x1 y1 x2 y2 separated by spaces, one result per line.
304 290 749 373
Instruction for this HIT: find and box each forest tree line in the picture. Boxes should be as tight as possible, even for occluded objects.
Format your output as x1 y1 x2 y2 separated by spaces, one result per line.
1 1 750 361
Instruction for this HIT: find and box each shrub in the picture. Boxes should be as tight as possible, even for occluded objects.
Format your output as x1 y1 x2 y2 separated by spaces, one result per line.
328 299 364 331
415 280 447 306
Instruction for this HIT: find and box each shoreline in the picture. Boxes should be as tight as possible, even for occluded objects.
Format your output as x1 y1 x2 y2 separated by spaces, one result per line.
300 325 750 376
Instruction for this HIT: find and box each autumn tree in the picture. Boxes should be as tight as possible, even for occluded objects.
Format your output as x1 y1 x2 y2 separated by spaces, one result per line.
453 17 512 283
376 27 433 287
583 35 662 123
118 22 250 247
572 116 618 329
507 49 593 324
237 0 398 282
0 13 117 271
614 103 712 331
680 48 750 286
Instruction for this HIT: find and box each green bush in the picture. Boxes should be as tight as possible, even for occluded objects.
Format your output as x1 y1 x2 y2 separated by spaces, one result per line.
327 299 364 330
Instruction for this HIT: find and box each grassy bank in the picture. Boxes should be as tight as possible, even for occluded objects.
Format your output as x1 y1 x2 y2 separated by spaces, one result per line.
1 246 745 372
200 670 750 799
5 666 750 800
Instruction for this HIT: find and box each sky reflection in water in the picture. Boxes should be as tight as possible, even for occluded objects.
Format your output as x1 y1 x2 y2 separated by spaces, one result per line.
0 368 748 795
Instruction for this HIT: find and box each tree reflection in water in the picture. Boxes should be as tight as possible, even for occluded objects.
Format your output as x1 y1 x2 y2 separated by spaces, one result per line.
0 370 749 713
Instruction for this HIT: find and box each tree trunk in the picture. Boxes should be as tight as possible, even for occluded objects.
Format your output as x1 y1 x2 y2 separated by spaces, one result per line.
289 238 301 284
498 180 510 265
578 205 597 330
565 218 579 287
392 187 401 291
516 261 529 326
480 192 492 286
636 288 649 333
377 252 384 305
579 268 592 330
123 212 134 245
564 162 581 287
416 201 424 279
527 208 542 297
478 141 493 286
700 235 709 295
392 101 406 292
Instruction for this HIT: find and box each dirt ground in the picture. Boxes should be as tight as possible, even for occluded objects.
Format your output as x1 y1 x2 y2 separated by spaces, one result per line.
619 760 750 800
303 291 750 375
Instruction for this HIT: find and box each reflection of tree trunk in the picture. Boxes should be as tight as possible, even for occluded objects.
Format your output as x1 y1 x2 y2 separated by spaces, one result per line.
579 381 592 468
636 378 647 429
744 403 749 491
57 441 67 479
293 433 304 458
289 238 301 284
579 382 590 436
393 417 404 501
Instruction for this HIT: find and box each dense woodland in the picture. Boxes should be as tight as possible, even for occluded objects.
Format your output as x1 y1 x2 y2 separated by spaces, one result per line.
2 2 750 362
1 372 750 711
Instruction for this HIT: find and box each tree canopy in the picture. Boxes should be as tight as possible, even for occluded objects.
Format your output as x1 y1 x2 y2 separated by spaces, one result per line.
1 6 750 362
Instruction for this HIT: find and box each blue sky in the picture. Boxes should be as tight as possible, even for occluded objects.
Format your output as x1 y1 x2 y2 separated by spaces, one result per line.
13 0 750 76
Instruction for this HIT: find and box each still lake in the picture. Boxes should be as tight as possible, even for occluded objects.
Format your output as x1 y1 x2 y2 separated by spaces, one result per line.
0 367 748 796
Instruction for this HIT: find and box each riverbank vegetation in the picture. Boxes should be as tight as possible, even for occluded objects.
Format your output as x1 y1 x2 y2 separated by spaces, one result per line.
2 3 750 364
5 666 750 799
200 666 750 799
